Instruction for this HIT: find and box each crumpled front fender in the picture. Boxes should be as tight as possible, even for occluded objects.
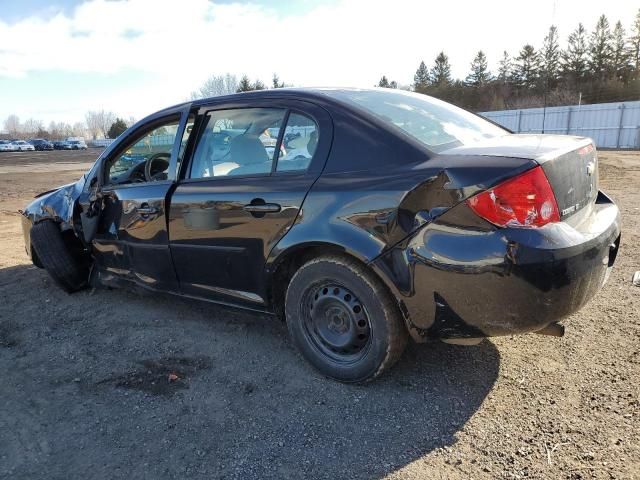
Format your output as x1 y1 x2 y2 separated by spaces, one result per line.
20 180 85 262
21 180 83 231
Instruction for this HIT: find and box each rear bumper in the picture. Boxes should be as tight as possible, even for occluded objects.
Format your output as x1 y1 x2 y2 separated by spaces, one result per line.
373 191 621 341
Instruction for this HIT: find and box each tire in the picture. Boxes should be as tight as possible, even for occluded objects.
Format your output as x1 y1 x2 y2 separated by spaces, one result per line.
30 220 89 293
285 255 407 383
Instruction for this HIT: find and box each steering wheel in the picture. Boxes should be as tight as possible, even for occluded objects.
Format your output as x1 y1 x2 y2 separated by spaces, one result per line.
144 153 171 182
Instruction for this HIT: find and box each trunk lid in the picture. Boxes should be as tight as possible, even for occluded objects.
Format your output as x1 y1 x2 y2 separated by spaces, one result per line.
443 134 598 220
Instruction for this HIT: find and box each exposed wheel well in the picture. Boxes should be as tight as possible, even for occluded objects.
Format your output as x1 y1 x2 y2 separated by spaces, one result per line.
269 244 397 322
60 227 92 267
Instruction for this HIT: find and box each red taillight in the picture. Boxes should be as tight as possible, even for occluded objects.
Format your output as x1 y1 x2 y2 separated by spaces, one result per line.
466 166 560 228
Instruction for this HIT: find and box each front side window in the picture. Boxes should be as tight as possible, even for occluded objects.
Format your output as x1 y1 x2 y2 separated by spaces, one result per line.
106 118 180 185
277 112 318 172
323 89 507 153
189 108 286 179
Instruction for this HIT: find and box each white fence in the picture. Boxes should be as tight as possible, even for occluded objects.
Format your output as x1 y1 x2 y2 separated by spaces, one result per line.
480 101 640 149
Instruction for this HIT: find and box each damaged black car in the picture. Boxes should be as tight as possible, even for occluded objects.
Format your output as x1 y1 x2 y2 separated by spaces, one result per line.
21 88 621 382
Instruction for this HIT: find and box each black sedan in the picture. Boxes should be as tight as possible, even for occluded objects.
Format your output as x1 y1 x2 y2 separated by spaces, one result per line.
53 140 73 150
28 138 54 151
20 88 621 382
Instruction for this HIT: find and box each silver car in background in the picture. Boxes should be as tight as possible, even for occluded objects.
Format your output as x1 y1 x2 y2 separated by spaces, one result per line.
10 140 35 151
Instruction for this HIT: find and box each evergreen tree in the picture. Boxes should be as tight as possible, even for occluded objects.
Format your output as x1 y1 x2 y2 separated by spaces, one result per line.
378 75 391 88
237 75 253 92
562 23 589 87
413 60 430 92
630 9 640 73
466 50 491 87
272 74 284 88
107 118 128 139
377 76 397 88
540 25 561 87
589 15 614 82
498 50 513 82
514 44 540 89
431 51 452 87
612 21 631 82
253 79 265 90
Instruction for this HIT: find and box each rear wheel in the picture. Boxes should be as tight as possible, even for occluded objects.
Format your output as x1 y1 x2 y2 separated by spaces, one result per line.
285 255 407 383
30 220 89 293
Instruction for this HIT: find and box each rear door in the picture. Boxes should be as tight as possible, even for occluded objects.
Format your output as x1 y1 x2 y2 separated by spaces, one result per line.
169 99 332 307
84 108 192 292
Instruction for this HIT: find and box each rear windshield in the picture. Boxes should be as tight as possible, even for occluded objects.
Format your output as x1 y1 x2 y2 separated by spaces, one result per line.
323 89 507 153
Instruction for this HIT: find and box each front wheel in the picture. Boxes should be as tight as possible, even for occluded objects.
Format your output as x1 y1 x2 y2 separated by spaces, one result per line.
285 255 407 383
30 220 89 293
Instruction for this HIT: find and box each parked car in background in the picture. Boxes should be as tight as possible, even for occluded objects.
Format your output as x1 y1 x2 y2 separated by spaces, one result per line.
67 139 88 150
28 139 54 151
0 140 17 152
53 141 73 150
20 88 621 383
10 140 35 151
89 139 116 148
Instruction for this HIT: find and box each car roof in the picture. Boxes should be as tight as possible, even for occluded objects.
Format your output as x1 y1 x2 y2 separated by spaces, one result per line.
146 87 387 115
188 87 383 109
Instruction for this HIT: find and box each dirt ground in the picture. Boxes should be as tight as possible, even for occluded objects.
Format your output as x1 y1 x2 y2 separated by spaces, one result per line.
0 149 638 480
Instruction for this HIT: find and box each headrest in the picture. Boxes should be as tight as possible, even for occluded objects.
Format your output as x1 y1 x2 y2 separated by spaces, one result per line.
229 135 269 165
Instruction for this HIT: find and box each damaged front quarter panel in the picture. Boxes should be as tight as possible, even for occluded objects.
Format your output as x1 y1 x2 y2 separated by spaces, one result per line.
22 180 83 229
20 179 86 260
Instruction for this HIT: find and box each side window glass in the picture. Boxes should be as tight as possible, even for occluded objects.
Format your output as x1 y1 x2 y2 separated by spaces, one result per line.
190 108 286 179
106 119 180 185
277 113 318 172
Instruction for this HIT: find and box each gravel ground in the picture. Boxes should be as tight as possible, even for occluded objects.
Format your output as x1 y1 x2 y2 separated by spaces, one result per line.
0 149 638 480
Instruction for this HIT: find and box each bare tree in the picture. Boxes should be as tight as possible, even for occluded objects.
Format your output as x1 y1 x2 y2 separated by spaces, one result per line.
85 110 114 139
4 115 21 137
22 118 43 138
85 112 101 139
48 121 74 139
72 122 87 138
190 73 239 99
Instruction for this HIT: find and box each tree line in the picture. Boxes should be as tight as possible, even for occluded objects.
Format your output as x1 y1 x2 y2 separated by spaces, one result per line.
189 73 287 99
2 110 135 141
377 10 640 111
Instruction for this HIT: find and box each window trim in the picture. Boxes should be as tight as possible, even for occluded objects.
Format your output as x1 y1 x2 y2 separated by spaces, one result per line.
274 109 319 174
271 109 290 174
174 112 197 181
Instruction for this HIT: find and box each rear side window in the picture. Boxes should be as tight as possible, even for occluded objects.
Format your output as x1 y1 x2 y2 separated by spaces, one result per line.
190 108 286 178
276 112 318 172
325 89 506 153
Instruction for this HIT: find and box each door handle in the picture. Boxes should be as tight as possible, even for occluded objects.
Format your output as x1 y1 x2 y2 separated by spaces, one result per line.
243 203 281 213
136 205 159 216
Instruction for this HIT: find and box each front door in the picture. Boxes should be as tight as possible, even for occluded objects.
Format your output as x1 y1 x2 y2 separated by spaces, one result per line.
88 110 191 292
168 101 331 307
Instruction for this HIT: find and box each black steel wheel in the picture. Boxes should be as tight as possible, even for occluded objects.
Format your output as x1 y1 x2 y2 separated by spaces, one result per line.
285 255 407 383
302 282 372 363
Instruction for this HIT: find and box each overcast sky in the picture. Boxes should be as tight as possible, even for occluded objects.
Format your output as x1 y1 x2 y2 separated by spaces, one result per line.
0 0 637 126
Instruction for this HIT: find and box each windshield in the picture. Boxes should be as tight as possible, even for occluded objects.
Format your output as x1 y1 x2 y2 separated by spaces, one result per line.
323 89 507 153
